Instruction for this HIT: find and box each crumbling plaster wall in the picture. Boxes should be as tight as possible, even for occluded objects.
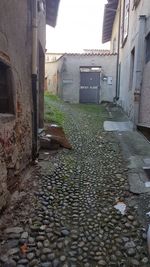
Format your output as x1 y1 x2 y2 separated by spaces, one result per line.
0 0 33 211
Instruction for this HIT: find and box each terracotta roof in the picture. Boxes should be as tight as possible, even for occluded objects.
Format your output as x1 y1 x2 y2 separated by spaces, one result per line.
102 0 119 43
63 52 117 56
46 52 63 55
46 0 60 27
46 50 111 55
83 49 110 53
46 52 117 62
46 52 117 64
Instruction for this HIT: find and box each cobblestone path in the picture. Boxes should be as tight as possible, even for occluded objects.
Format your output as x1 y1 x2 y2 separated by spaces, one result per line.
0 102 149 267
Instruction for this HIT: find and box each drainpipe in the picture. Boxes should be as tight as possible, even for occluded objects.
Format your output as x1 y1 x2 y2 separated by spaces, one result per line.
32 0 38 160
115 0 121 101
134 15 146 125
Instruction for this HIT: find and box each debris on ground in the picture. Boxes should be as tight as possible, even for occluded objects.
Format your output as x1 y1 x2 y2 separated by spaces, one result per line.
114 201 127 215
40 124 72 150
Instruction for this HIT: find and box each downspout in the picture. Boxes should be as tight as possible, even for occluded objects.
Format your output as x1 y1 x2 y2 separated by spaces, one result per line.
115 0 121 100
32 0 38 159
134 15 146 125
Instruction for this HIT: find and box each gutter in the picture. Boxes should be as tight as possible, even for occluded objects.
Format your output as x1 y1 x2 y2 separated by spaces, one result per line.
32 0 38 159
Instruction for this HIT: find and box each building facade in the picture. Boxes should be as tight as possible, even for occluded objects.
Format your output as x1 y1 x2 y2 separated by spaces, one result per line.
45 52 117 104
46 52 63 63
102 0 150 126
0 0 60 212
45 52 64 93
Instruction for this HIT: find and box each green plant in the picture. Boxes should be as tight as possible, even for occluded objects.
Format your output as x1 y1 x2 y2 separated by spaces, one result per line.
44 93 64 126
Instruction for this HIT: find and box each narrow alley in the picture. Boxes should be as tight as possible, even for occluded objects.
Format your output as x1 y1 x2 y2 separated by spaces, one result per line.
1 0 150 266
0 98 149 267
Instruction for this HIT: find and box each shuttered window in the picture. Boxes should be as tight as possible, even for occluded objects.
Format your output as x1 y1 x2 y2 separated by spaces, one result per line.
122 0 130 45
133 0 141 9
0 61 14 114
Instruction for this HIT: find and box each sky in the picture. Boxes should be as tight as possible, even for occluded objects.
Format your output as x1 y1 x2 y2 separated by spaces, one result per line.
46 0 110 53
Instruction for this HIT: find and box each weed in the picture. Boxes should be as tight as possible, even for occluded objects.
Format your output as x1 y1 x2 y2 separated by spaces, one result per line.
44 93 64 126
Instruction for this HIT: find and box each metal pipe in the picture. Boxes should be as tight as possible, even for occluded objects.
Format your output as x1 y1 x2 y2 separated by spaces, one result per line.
32 0 38 75
115 0 121 100
32 0 38 159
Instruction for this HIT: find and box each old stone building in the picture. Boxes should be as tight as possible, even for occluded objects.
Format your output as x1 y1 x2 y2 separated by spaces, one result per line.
0 0 60 212
102 0 150 127
45 52 117 103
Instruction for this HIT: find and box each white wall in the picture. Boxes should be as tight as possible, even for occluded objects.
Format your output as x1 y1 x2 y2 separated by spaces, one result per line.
45 57 63 94
59 54 117 103
111 0 150 124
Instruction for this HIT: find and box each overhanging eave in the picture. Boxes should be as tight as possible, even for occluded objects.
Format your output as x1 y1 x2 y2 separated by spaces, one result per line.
46 0 60 27
102 0 119 43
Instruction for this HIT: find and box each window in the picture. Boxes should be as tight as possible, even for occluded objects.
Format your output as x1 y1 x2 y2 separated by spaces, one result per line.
146 33 150 63
0 61 14 114
130 47 135 89
122 0 130 45
132 0 141 9
38 0 46 12
112 38 117 53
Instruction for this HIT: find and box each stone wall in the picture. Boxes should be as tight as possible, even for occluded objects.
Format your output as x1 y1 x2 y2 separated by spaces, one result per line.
0 1 32 212
0 144 9 211
0 1 47 212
